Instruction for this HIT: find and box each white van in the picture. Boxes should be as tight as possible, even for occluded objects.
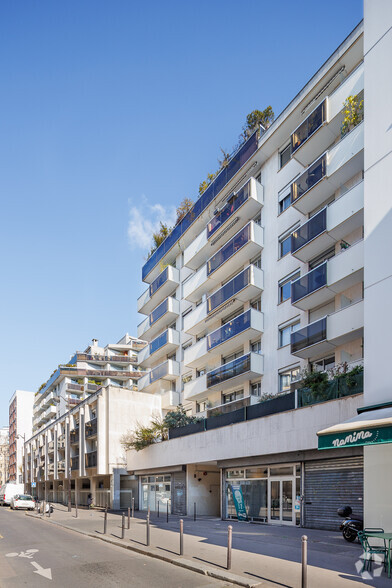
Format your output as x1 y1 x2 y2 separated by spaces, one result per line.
0 483 25 506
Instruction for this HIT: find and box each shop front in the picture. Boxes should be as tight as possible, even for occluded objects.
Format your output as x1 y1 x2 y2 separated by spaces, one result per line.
224 463 301 526
140 474 171 512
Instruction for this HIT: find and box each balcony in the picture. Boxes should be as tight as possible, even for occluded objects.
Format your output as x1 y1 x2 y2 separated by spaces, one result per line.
85 451 97 468
58 436 66 450
183 177 264 270
207 352 264 392
137 296 180 340
183 221 263 303
161 390 180 410
184 265 264 336
48 441 55 453
70 456 79 471
206 394 259 418
70 429 79 445
291 181 364 263
142 132 259 282
85 418 97 438
138 328 180 368
290 299 364 359
137 266 180 315
138 359 180 394
58 460 65 472
183 374 207 402
291 63 363 167
184 309 264 369
291 121 364 214
291 239 363 310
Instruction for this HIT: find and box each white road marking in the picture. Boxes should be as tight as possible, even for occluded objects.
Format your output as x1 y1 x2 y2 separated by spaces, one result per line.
6 549 39 559
31 562 52 580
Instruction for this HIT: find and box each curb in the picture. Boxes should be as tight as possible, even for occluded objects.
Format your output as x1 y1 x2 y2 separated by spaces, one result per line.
25 512 265 587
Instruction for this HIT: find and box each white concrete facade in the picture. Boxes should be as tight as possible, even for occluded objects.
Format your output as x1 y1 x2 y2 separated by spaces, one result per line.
130 21 368 527
363 0 392 530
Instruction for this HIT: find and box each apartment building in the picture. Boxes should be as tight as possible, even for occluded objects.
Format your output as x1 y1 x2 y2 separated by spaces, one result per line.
0 426 9 485
8 390 34 483
128 22 369 528
25 335 161 509
32 335 146 434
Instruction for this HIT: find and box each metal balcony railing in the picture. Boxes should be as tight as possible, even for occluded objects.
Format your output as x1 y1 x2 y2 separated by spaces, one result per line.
207 310 251 351
290 318 327 354
207 266 251 314
291 262 327 303
291 208 327 253
291 154 326 203
207 223 251 276
291 101 326 154
207 180 251 239
207 353 251 388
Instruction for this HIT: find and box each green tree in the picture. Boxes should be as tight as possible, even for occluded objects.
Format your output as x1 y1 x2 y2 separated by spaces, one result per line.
243 106 275 138
175 198 194 226
147 222 172 259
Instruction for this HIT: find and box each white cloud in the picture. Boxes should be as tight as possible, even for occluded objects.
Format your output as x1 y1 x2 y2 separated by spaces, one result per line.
128 196 176 253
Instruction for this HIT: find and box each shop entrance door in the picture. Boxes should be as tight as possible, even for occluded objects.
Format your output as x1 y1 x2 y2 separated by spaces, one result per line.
268 478 294 525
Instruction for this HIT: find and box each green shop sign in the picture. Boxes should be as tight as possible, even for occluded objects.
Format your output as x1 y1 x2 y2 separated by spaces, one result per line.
318 425 392 450
230 484 248 521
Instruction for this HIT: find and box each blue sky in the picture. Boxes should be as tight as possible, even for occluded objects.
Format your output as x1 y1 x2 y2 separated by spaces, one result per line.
0 0 363 425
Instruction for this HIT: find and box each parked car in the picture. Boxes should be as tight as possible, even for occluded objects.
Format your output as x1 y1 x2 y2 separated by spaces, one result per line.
10 494 35 511
0 483 25 506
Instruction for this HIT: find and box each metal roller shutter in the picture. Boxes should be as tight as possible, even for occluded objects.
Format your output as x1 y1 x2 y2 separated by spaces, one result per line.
304 456 363 530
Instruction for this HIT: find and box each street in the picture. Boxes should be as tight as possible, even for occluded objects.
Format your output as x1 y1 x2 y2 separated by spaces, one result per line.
0 507 230 587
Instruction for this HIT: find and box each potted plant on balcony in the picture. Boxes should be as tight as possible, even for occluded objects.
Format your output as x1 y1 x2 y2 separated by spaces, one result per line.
341 94 364 137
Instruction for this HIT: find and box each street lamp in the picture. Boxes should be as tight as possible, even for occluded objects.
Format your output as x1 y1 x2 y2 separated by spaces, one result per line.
16 433 26 487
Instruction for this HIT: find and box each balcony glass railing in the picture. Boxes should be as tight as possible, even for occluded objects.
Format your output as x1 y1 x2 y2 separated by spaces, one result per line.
85 418 97 438
207 181 251 239
291 154 326 203
291 318 327 354
291 208 327 253
149 267 168 297
207 224 251 276
291 101 326 154
150 361 169 384
142 132 258 280
208 266 252 314
149 298 168 326
207 353 251 388
291 262 327 303
207 310 251 351
70 455 79 470
85 451 97 468
149 330 168 356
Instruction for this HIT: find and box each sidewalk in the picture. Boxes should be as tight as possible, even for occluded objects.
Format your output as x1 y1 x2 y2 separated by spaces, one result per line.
26 505 387 587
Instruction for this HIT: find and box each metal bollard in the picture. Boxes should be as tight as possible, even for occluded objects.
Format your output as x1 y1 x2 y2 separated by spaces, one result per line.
146 515 150 546
48 502 51 518
180 519 184 556
132 497 134 518
148 506 150 518
103 507 107 534
301 535 308 588
194 502 196 522
121 512 125 539
75 500 78 518
166 501 169 523
128 507 130 529
157 501 159 518
227 525 232 570
42 501 46 516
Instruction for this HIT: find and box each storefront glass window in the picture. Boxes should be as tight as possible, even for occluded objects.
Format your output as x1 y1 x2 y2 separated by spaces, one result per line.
141 474 171 511
226 479 268 522
226 469 245 479
269 466 293 476
246 467 268 479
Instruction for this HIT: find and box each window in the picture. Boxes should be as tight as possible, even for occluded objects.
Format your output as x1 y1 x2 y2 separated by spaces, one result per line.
196 368 206 377
279 270 300 303
279 234 292 258
251 254 261 269
279 366 300 393
309 247 335 270
251 382 261 396
279 320 300 348
311 356 335 372
223 389 243 404
279 144 291 168
182 373 192 384
223 351 242 364
279 193 291 214
182 341 192 360
181 307 192 329
253 213 262 227
251 340 261 354
251 297 261 312
196 400 208 412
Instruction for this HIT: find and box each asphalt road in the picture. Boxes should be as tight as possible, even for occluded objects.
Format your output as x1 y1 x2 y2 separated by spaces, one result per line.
0 507 230 587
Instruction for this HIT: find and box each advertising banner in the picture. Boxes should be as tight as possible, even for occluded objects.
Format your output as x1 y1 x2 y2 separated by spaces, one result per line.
230 484 247 520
